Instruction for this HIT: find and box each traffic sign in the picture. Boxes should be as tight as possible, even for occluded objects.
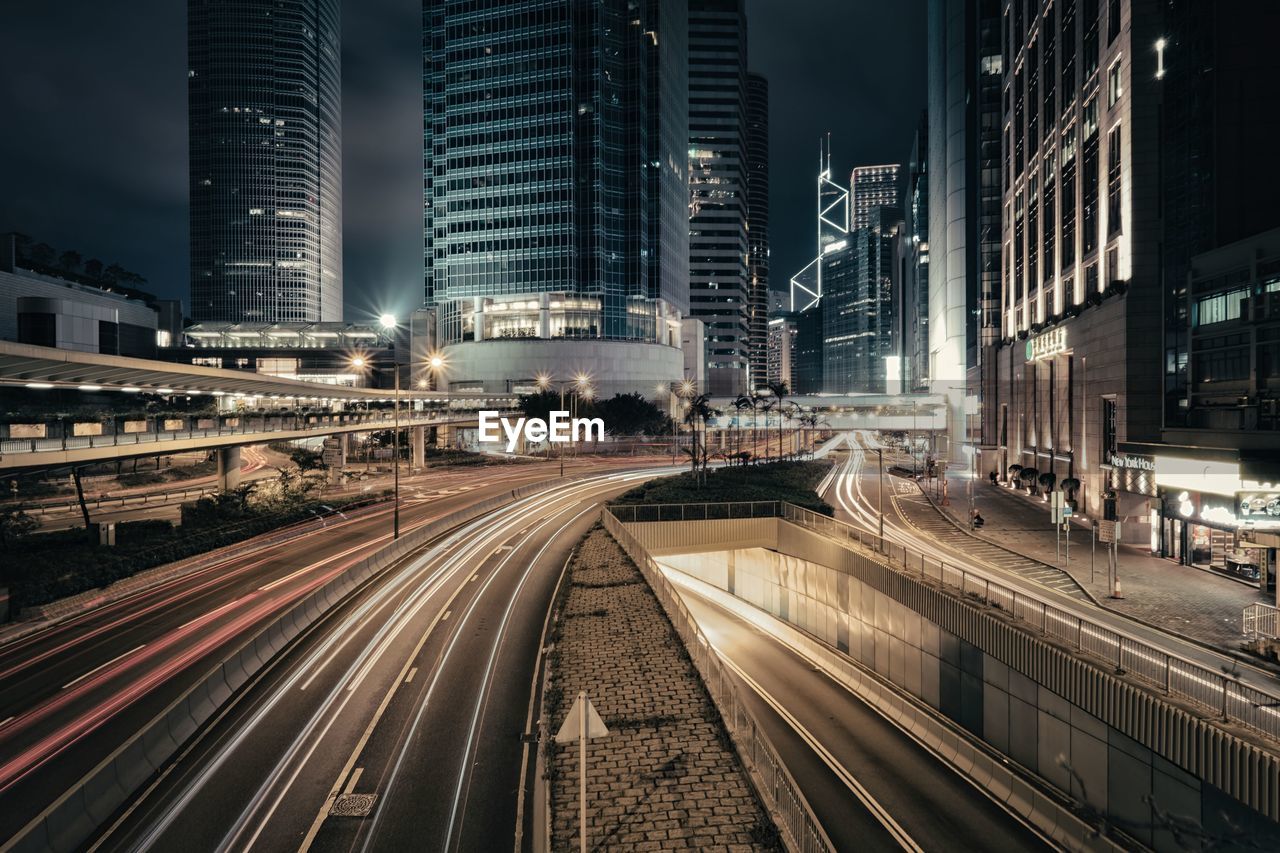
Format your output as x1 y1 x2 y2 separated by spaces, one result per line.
555 693 609 743
1098 520 1120 543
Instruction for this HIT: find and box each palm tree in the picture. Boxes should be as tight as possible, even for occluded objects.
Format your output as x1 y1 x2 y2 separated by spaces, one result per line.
756 396 777 462
681 393 714 484
732 394 754 461
767 381 789 460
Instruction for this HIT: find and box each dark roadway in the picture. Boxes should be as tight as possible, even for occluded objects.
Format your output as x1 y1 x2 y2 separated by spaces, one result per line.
0 457 653 848
78 467 667 853
667 569 1049 853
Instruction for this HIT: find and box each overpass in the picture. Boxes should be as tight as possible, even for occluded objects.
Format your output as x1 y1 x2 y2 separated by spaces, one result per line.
0 341 518 482
708 391 951 433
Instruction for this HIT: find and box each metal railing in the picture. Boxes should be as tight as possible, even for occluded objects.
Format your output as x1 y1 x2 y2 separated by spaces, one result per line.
17 486 218 517
601 508 835 853
607 500 782 523
0 410 485 456
616 500 1280 745
775 501 1280 742
1244 603 1280 642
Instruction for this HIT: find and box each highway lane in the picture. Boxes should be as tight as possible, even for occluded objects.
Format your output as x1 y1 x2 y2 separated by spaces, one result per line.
666 570 1049 853
0 458 643 844
89 468 670 853
828 432 1280 713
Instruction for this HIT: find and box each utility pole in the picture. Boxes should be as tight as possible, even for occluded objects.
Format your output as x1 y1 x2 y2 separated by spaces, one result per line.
877 447 884 546
393 367 400 540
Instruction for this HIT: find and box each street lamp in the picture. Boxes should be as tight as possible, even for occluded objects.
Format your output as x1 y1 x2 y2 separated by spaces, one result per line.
536 372 593 475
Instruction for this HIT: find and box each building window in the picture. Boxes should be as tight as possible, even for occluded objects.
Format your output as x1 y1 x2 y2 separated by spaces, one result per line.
1108 60 1123 107
1083 0 1100 79
1082 99 1100 255
1061 0 1076 103
1108 0 1121 45
1193 289 1249 326
1107 124 1122 236
1101 396 1117 455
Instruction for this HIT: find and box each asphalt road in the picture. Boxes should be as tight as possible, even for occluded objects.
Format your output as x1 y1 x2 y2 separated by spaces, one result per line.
84 467 667 853
828 433 1280 722
0 457 647 845
667 571 1049 853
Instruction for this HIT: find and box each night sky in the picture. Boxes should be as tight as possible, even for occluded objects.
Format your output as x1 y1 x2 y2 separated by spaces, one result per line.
0 1 924 322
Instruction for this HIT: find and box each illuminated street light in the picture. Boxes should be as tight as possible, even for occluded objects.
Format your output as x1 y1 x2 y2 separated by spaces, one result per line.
379 313 397 330
351 356 366 369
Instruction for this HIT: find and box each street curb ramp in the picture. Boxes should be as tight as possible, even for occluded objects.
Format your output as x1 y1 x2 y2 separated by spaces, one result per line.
2 474 585 853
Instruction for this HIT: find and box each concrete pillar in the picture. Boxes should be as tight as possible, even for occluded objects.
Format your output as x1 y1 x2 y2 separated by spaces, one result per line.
411 426 426 470
538 292 551 339
216 446 242 492
473 296 486 342
436 424 455 449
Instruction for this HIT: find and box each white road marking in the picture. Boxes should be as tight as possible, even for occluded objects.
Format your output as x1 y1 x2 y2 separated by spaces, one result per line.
342 767 364 796
404 667 418 684
442 610 452 621
62 644 146 690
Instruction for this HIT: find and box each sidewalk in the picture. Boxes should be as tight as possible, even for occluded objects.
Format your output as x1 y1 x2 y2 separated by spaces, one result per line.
934 474 1269 651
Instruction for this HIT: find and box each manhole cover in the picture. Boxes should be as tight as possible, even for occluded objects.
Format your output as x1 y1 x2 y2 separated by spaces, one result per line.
330 793 377 817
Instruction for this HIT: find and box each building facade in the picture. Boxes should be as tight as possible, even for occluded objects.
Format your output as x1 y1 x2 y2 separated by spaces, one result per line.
745 72 770 390
822 207 901 394
188 0 343 324
688 0 750 396
421 0 689 397
850 164 901 231
928 0 1002 459
766 314 795 389
901 115 931 392
986 0 1164 539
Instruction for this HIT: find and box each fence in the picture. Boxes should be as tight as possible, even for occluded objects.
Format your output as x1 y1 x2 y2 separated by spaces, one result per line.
1244 603 1280 642
20 486 219 517
775 501 1280 743
0 410 475 457
601 509 835 853
612 500 1280 746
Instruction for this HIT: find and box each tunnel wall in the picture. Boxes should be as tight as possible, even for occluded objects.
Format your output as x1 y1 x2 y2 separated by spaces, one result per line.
653 524 1280 851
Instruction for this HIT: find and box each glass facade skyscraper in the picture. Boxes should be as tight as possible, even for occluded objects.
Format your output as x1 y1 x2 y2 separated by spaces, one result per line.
422 0 689 384
688 0 749 396
188 0 343 323
745 72 770 390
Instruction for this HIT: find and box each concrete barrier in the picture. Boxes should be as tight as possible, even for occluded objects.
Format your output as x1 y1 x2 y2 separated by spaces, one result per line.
3 474 589 853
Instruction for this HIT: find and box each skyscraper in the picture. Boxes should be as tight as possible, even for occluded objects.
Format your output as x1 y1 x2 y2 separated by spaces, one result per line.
850 164 901 231
188 0 343 323
688 0 750 396
927 0 1001 460
745 72 770 390
823 206 900 394
901 114 930 392
421 0 689 396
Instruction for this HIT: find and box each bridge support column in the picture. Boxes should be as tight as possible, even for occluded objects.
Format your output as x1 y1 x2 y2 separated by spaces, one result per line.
410 426 426 471
436 425 455 449
216 446 242 493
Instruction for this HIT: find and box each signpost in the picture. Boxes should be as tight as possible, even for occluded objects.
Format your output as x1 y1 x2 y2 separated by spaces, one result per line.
1051 491 1065 561
555 691 610 853
1098 520 1123 598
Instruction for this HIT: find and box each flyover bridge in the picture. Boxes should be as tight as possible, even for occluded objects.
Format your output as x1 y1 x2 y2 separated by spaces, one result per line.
0 341 515 479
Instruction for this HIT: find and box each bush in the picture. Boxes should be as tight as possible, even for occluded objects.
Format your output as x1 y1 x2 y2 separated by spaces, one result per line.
118 472 166 487
611 460 834 515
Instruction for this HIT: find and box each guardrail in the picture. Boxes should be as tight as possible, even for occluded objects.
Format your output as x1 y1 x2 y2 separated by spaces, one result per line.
613 500 1280 746
3 473 583 853
0 411 484 457
1244 603 1280 641
601 508 835 853
17 486 219 517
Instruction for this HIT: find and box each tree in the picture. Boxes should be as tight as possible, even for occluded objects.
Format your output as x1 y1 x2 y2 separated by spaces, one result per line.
767 382 789 459
593 393 666 435
289 447 325 472
29 242 56 268
0 507 37 546
58 249 83 273
103 262 128 283
733 394 757 462
84 258 104 279
681 393 715 484
1019 467 1040 495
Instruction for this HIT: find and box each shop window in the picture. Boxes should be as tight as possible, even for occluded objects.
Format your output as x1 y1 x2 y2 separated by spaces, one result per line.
1101 396 1117 454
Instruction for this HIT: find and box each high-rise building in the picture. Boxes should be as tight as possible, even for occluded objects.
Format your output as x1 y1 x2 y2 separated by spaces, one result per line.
850 164 901 231
745 72 770 390
900 115 930 392
688 0 750 396
421 0 690 396
766 314 795 389
188 0 343 324
927 0 1001 460
823 206 901 393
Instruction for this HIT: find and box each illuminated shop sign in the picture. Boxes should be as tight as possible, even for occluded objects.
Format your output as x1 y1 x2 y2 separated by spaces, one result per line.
1108 452 1154 471
1026 327 1068 361
1237 492 1280 522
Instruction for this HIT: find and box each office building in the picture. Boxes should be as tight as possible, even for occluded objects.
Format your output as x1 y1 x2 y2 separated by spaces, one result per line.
928 0 1002 460
688 0 750 396
792 303 824 394
766 314 795 389
900 116 931 392
188 0 343 324
850 164 901 231
823 206 901 394
421 0 689 398
745 72 770 390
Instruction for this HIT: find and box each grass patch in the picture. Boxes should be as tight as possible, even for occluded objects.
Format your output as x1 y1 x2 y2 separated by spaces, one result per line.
610 460 834 515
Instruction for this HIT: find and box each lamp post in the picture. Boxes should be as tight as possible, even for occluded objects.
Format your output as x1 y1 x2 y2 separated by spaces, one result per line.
536 372 592 476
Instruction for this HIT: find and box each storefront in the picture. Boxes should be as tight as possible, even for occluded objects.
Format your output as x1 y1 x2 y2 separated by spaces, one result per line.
1140 446 1280 591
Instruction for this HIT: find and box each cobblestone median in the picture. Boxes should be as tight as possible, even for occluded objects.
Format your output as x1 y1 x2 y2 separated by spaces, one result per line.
546 526 776 852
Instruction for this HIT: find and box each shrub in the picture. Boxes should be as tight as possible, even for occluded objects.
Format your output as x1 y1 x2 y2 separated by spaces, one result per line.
610 460 834 515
